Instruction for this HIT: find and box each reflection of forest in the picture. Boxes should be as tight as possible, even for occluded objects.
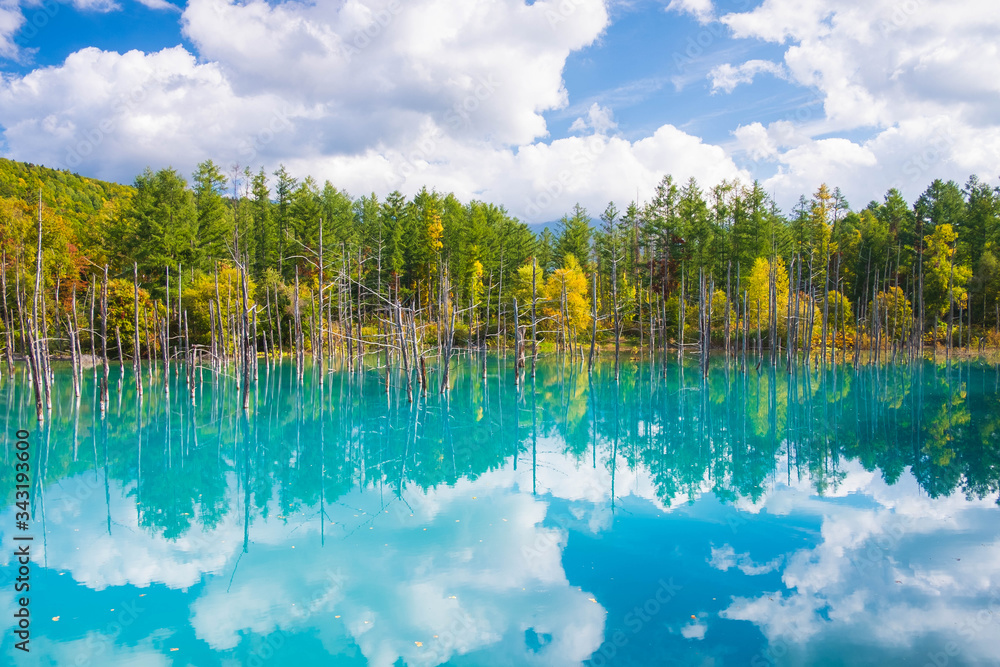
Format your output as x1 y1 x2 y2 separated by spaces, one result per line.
5 356 999 539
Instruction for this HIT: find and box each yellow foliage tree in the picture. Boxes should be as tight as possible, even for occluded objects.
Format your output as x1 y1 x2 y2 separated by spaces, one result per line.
823 290 854 347
183 265 256 347
746 257 789 335
426 211 443 254
870 286 914 343
470 259 484 303
544 255 591 336
514 254 591 340
924 223 971 319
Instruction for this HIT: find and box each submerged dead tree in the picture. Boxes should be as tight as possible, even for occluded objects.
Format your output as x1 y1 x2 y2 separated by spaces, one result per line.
133 262 143 398
27 199 45 421
100 265 110 413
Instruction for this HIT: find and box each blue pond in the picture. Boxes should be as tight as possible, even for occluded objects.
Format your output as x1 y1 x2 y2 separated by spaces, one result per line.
2 355 999 666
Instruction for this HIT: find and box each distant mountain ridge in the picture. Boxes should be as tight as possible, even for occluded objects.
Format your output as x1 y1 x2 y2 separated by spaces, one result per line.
1 157 569 239
526 220 559 237
0 157 132 226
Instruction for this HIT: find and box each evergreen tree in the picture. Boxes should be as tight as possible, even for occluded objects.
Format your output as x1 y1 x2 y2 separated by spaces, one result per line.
288 177 322 273
321 182 356 248
356 192 383 297
680 177 713 275
381 190 407 297
251 168 274 278
962 175 999 323
916 179 966 235
273 164 297 276
127 167 197 278
407 187 445 305
191 159 231 267
962 175 998 267
555 203 592 273
644 175 680 289
879 188 912 239
536 227 556 276
731 181 771 277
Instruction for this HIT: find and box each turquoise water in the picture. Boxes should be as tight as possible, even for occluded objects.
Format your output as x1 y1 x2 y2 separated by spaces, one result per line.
2 355 1000 666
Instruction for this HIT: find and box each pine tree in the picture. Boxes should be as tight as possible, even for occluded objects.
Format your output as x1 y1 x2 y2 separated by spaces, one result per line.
128 167 197 277
273 164 297 277
555 203 592 273
251 168 274 278
191 159 231 267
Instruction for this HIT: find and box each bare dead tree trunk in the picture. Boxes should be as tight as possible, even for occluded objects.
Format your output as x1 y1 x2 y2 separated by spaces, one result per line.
756 298 762 370
100 265 110 413
115 327 125 389
176 263 183 377
294 267 303 382
589 269 597 372
134 263 143 397
531 258 538 378
440 307 457 395
28 204 46 421
66 314 79 397
678 272 685 364
74 285 85 392
725 262 732 364
165 266 171 378
513 296 522 386
240 264 252 410
1 253 14 378
142 303 152 384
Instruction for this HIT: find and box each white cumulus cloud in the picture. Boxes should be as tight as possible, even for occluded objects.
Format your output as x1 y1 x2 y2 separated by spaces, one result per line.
721 0 1000 205
1 0 999 217
665 0 714 24
569 102 618 135
134 0 180 11
709 59 786 93
0 0 23 60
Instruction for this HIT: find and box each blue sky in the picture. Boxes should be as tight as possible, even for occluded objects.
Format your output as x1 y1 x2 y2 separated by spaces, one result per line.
1 0 997 221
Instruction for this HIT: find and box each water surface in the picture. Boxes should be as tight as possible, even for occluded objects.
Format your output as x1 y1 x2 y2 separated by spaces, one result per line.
2 356 1000 666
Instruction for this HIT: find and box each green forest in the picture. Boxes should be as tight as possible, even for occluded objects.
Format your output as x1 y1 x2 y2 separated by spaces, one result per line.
2 156 999 366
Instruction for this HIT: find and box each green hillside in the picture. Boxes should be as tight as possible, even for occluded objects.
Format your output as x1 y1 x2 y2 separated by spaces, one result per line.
0 157 132 227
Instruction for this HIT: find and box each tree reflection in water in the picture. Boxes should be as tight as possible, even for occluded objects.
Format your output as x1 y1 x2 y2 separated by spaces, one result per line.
5 354 998 540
